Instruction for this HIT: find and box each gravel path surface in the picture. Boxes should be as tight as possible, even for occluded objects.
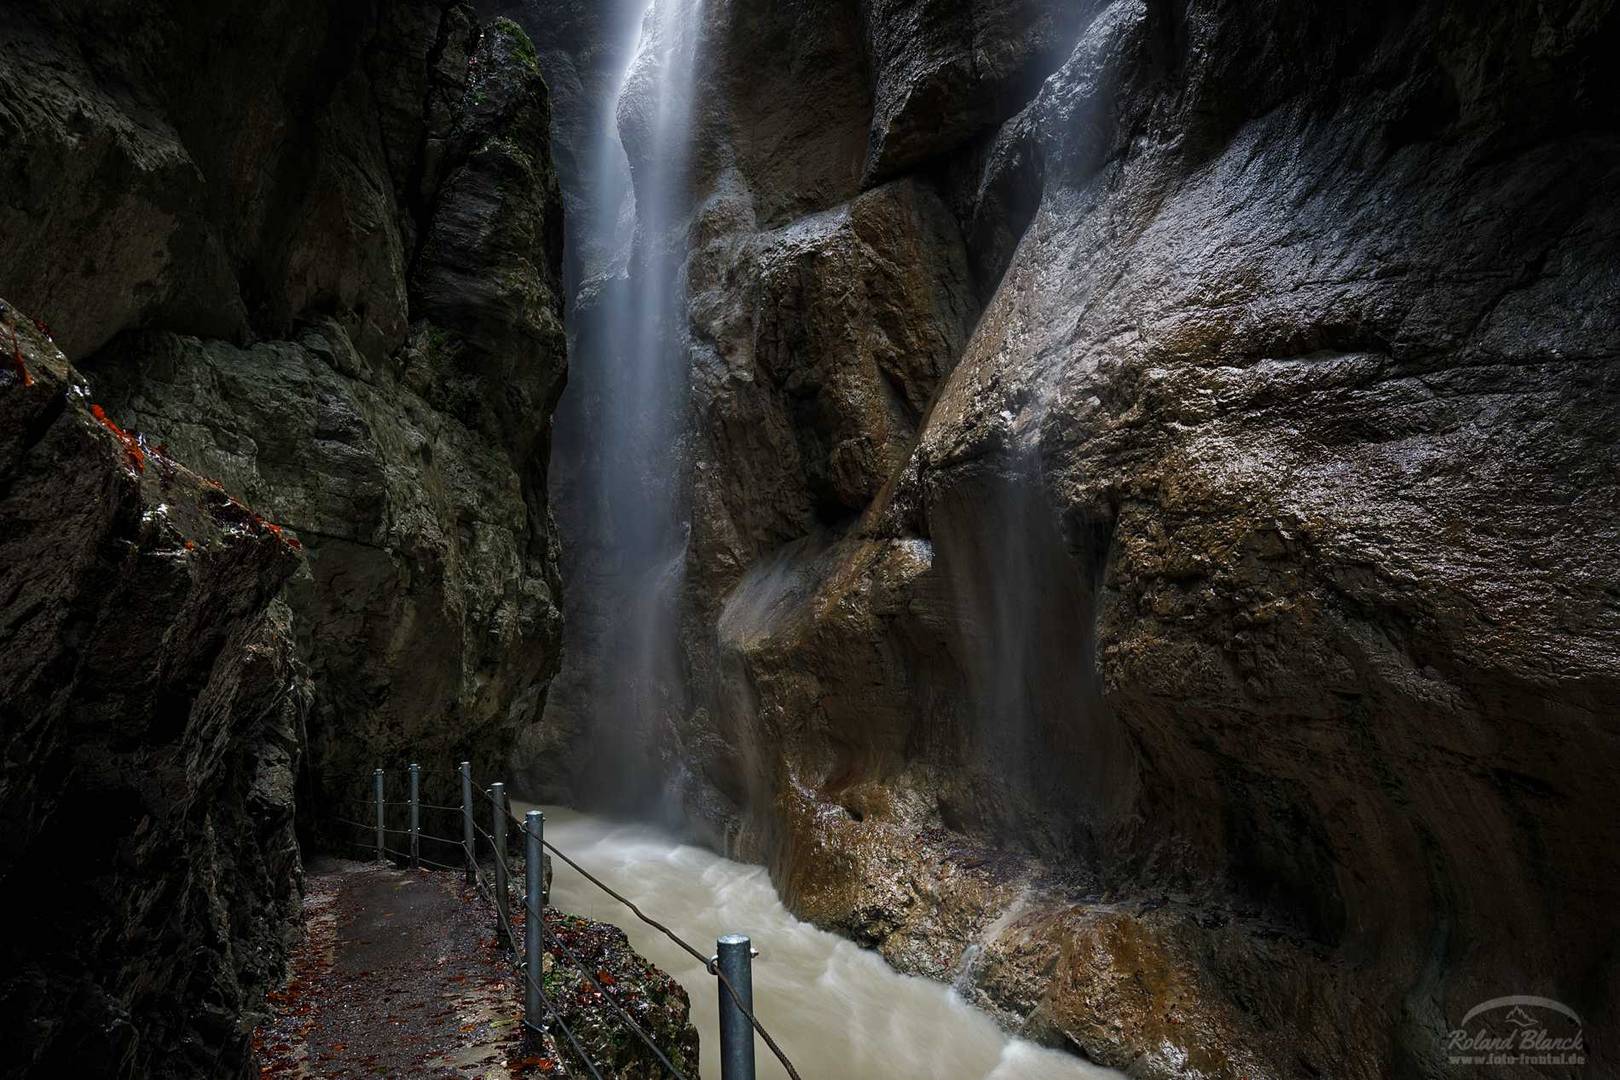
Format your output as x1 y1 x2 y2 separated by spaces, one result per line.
253 858 564 1078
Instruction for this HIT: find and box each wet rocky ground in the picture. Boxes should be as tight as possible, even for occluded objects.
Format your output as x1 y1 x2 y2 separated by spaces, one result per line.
252 857 698 1079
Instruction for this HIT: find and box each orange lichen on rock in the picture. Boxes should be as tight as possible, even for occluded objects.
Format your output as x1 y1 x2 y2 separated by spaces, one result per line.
250 510 304 552
6 321 34 388
197 479 303 553
89 404 146 472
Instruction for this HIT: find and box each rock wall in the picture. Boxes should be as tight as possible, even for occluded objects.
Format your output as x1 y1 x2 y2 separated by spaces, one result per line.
513 0 1620 1076
1 2 567 1075
0 310 307 1076
1 0 567 814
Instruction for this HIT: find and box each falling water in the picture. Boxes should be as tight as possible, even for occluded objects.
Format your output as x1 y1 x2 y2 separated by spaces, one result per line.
557 0 704 807
933 431 1125 847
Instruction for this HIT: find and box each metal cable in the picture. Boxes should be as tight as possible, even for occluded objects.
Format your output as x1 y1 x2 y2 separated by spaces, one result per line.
334 816 468 854
417 801 465 813
346 812 606 1080
535 1015 606 1080
495 885 520 958
331 815 410 837
355 846 459 877
345 840 385 860
538 906 690 1080
492 893 605 1080
462 774 800 1078
343 840 466 886
487 841 516 884
497 903 523 955
523 966 605 1080
414 852 464 874
541 837 804 1080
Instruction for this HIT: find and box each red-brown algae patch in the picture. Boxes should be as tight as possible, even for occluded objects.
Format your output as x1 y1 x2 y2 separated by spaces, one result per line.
90 403 147 472
6 318 34 388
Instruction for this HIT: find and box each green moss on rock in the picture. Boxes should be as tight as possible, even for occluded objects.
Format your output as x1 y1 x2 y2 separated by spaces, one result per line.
537 910 701 1079
491 17 540 73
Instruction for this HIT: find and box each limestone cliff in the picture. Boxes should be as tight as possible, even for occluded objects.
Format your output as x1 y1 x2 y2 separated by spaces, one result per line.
0 1 567 1075
0 309 307 1076
1 0 566 824
509 0 1620 1076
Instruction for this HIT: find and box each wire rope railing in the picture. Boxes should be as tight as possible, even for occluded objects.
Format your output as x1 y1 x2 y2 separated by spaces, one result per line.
540 914 691 1080
475 858 606 1080
325 761 799 1080
540 836 801 1080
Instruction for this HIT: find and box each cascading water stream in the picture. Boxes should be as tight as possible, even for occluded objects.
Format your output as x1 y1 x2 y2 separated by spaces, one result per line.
933 426 1127 848
555 0 704 807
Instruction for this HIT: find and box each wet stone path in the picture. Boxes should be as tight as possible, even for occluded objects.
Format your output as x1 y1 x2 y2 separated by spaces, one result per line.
254 858 556 1079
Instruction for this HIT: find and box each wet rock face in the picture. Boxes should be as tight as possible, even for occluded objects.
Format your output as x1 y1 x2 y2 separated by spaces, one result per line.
0 0 460 363
749 180 974 518
0 311 307 1077
523 0 1620 1075
925 4 1620 1071
862 0 1084 183
0 4 567 1077
1 2 568 812
682 175 976 565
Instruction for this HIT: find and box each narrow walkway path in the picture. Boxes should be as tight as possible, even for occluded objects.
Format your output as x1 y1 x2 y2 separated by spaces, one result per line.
254 858 555 1078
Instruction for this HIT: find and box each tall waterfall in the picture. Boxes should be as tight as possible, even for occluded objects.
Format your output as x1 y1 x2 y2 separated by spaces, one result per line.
553 0 704 808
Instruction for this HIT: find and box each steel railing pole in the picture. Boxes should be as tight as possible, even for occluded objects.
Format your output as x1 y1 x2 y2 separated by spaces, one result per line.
717 934 756 1080
492 782 509 947
524 810 544 1032
408 762 421 868
373 768 385 861
460 761 475 886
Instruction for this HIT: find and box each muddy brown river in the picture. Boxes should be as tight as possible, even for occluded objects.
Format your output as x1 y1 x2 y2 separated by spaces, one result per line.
516 805 1125 1080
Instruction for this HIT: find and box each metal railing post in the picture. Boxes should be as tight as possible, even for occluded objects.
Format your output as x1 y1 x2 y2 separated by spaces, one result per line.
408 762 421 867
716 934 756 1080
460 761 475 886
373 768 384 861
524 810 544 1033
491 782 509 946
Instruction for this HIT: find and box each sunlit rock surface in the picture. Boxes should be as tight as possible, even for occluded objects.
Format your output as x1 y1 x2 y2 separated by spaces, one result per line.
514 0 1620 1075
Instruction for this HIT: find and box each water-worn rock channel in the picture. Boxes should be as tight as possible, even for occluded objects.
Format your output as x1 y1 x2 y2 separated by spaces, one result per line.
526 806 1125 1080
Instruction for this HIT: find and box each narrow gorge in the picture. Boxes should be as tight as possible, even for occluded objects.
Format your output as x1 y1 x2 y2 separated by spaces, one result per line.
1 0 1616 1078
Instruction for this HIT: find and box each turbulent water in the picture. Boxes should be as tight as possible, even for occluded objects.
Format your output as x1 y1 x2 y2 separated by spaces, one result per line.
520 805 1126 1080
